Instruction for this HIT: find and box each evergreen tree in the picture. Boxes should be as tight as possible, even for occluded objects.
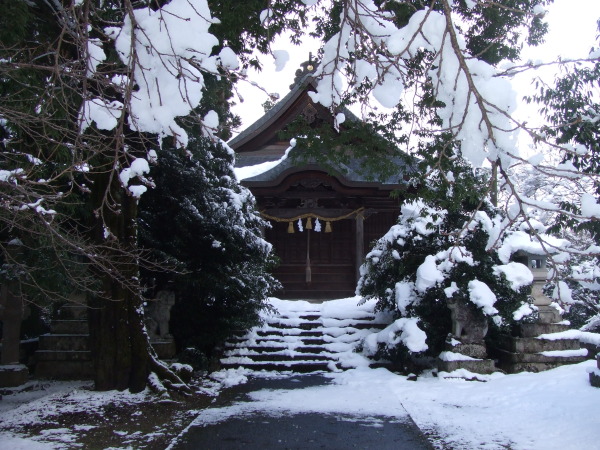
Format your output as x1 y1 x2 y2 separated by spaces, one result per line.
139 137 279 362
357 158 533 368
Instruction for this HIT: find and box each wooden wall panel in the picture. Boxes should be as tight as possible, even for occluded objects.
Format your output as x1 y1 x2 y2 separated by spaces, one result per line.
266 219 356 299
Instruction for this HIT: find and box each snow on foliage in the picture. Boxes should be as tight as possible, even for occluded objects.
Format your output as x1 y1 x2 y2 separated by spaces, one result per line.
358 192 533 363
119 158 150 188
513 302 537 321
581 193 600 218
364 317 428 355
468 280 499 316
493 262 533 291
415 255 445 293
272 50 290 72
310 4 517 169
80 98 123 131
497 229 570 264
100 0 223 147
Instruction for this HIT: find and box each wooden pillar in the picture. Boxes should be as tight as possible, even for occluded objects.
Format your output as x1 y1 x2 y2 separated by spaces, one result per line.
355 214 364 284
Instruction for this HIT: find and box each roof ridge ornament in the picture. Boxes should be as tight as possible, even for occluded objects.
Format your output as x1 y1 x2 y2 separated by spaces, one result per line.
290 52 318 89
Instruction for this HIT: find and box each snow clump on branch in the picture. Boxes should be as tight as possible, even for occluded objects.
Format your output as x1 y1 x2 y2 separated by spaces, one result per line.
84 0 237 149
308 2 518 169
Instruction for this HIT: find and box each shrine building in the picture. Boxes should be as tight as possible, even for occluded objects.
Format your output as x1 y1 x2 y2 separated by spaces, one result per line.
229 64 413 300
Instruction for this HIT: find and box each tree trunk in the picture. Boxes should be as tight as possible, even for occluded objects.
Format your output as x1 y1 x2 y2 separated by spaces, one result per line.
87 166 151 392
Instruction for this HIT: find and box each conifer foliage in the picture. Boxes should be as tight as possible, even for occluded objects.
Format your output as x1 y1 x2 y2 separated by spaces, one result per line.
357 162 533 365
139 138 279 361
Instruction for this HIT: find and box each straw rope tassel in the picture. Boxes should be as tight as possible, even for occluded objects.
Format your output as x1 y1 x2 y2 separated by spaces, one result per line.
287 221 294 233
325 221 332 233
306 217 313 230
306 230 311 283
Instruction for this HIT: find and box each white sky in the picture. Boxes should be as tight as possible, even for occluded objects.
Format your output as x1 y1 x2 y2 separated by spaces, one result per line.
230 0 600 137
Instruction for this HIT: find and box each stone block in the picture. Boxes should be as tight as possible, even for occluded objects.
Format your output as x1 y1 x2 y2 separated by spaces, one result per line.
497 349 587 364
38 334 89 352
51 320 89 334
57 305 88 320
504 361 568 373
0 364 28 388
536 305 562 324
151 340 176 360
580 342 599 360
592 355 600 388
437 358 496 375
35 361 94 380
35 350 92 362
495 348 587 374
518 323 569 338
496 335 581 353
444 343 487 359
590 372 600 388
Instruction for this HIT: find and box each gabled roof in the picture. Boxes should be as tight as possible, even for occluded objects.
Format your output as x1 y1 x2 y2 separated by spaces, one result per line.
228 73 320 152
229 72 416 189
240 147 410 188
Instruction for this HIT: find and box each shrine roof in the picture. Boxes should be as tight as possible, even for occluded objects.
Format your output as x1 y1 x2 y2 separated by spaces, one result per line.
237 147 413 189
228 73 318 151
229 71 415 189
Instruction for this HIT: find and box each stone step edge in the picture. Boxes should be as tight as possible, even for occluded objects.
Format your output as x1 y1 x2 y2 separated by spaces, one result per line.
495 348 589 364
224 346 339 354
221 360 333 367
222 352 339 360
262 322 387 330
220 362 332 373
239 327 384 337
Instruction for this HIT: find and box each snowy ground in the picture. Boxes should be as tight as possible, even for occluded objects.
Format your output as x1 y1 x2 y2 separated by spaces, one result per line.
1 297 599 449
180 358 599 450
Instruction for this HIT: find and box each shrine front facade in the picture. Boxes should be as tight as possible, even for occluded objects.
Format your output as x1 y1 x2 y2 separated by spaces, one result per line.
229 72 411 299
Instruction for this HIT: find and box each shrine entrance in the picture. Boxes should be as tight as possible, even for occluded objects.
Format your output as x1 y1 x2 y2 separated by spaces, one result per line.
228 68 412 299
243 169 402 300
265 213 358 299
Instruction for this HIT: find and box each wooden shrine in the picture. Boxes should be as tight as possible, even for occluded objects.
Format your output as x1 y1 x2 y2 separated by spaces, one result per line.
229 65 412 299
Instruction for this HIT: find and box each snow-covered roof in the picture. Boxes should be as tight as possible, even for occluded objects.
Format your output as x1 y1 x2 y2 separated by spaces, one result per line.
230 72 414 188
238 146 411 187
228 72 321 151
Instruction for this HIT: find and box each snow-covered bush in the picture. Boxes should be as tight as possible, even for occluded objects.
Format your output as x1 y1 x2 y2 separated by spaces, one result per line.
357 168 535 368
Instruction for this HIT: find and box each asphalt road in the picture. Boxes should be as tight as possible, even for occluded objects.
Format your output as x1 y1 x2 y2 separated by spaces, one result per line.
171 374 433 450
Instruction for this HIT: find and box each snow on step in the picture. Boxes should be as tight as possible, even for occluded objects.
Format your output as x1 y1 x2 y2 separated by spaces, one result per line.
221 296 390 373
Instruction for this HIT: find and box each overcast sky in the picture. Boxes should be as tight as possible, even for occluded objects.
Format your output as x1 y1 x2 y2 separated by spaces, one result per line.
230 0 600 137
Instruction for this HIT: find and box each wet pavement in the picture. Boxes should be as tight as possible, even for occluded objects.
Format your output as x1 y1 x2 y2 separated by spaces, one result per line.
171 374 433 450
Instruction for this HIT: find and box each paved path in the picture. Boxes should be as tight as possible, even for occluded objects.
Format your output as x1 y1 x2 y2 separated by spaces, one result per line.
171 374 433 450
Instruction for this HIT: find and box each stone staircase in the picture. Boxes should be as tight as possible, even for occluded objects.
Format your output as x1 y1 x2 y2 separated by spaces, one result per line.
221 300 389 373
35 303 94 379
495 323 589 374
35 300 177 380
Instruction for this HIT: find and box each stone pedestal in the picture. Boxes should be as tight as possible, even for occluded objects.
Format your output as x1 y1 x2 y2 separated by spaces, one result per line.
530 277 562 324
437 340 496 376
494 264 588 373
496 323 588 373
0 364 28 388
0 240 29 386
151 339 177 360
35 300 94 380
590 354 600 388
145 290 176 360
440 296 496 377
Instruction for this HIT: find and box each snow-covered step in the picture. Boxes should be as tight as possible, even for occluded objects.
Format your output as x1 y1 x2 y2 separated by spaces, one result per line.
220 297 389 373
496 325 590 374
